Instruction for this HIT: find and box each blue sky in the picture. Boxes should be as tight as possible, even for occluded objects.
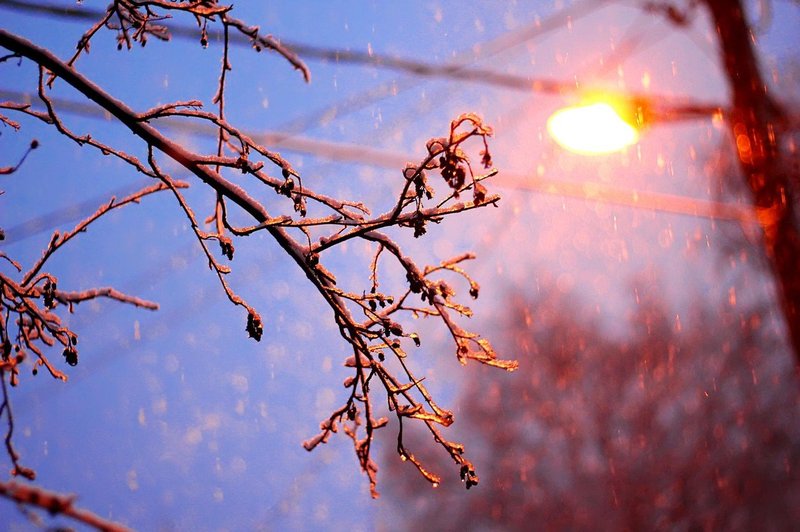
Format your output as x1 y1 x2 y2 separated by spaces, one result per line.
2 1 799 529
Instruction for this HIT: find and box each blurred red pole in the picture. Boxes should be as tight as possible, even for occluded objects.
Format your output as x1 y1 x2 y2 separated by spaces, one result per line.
702 0 800 364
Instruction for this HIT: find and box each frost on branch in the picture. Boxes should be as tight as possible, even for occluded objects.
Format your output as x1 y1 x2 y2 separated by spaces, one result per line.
301 115 518 497
0 0 516 510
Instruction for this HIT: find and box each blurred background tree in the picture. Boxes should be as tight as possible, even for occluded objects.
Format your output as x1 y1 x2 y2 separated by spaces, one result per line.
381 2 800 528
383 276 799 529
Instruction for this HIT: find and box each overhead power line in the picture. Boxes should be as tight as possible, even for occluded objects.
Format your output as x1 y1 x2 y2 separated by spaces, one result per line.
1 89 756 247
0 0 722 116
0 0 756 243
256 0 620 143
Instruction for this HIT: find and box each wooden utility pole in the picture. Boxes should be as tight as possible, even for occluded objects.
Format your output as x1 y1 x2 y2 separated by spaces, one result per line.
702 0 800 362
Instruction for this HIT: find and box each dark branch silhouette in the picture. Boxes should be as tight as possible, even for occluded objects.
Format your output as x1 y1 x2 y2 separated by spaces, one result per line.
0 2 515 524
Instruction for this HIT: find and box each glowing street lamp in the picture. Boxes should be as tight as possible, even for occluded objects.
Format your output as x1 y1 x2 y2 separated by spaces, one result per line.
547 100 640 155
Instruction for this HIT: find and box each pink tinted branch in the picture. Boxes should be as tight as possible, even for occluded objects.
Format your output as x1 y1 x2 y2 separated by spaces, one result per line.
0 30 351 334
55 287 158 310
1 373 35 480
0 480 131 531
21 180 188 286
0 28 511 493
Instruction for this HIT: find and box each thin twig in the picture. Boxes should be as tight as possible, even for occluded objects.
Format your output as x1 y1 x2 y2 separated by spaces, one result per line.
0 480 131 531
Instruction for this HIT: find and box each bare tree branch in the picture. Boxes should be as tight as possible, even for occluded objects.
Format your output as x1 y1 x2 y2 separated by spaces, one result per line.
0 17 511 500
0 480 131 531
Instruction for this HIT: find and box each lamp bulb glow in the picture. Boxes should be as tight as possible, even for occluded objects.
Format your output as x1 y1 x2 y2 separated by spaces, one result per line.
547 102 639 155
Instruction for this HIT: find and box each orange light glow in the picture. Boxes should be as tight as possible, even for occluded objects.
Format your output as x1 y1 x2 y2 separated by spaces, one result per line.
547 102 639 155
